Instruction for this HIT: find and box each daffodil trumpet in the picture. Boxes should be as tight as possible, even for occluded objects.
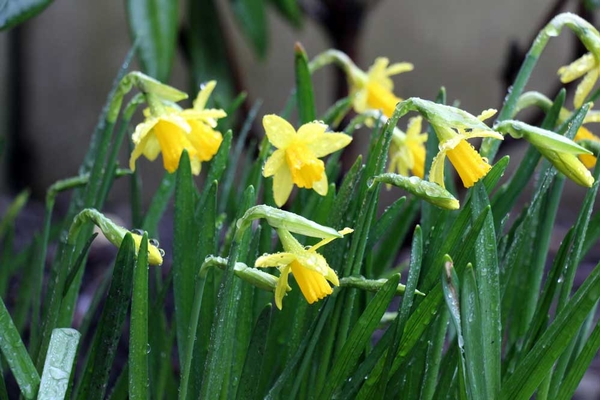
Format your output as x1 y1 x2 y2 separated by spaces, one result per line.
255 227 353 309
69 208 164 266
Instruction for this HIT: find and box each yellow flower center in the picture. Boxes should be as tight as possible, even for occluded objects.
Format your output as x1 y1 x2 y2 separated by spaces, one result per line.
446 140 491 188
290 260 333 304
575 126 599 169
366 81 401 118
153 121 196 173
285 143 325 189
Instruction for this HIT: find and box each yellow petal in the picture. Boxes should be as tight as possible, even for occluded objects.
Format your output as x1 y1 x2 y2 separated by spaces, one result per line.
461 129 504 142
263 114 296 149
291 261 333 304
255 252 297 268
407 140 426 178
142 135 161 161
476 109 497 122
558 53 596 83
406 116 423 138
385 62 414 76
429 149 448 188
263 149 286 177
309 227 353 253
297 122 327 142
275 266 291 310
312 172 328 196
446 140 491 188
308 133 352 158
129 131 156 171
574 68 599 109
132 118 159 144
273 164 294 207
193 80 217 111
324 265 340 286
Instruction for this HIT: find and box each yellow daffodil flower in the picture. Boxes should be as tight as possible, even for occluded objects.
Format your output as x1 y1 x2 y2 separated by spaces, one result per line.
430 109 503 188
389 116 427 179
349 57 413 117
129 81 226 175
574 126 600 168
255 227 353 309
558 52 600 108
262 115 352 207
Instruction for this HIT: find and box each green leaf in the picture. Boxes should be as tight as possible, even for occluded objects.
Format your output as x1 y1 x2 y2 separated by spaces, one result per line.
38 328 80 400
172 151 197 367
126 0 178 81
0 0 52 30
236 304 273 400
0 295 40 399
295 43 316 124
319 274 400 399
231 0 268 58
187 0 235 104
470 183 500 397
460 264 488 400
499 260 600 400
76 233 136 400
269 0 302 27
200 186 256 399
556 320 600 399
130 234 149 400
0 189 29 241
441 258 470 399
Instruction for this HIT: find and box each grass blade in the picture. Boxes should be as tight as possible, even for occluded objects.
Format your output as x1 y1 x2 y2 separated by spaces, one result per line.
130 234 149 400
38 328 80 400
0 296 39 399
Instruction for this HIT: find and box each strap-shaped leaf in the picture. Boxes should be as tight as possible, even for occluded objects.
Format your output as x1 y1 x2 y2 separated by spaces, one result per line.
0 0 52 30
126 0 178 81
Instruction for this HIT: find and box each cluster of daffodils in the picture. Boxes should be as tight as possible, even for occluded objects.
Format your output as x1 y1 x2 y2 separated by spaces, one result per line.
93 40 600 309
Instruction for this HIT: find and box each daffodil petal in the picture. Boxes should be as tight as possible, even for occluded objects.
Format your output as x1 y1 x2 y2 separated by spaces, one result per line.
291 262 333 304
132 118 159 143
324 266 340 286
142 135 161 161
574 68 599 109
461 129 504 142
273 164 294 207
312 172 328 196
255 252 297 268
308 133 353 158
263 114 296 149
263 149 286 177
558 53 596 83
429 149 447 188
297 122 327 142
476 109 497 121
193 80 217 111
129 132 153 171
275 266 291 310
386 62 414 76
309 227 353 253
406 116 423 138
